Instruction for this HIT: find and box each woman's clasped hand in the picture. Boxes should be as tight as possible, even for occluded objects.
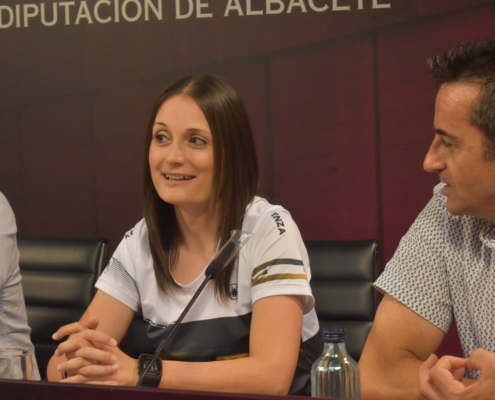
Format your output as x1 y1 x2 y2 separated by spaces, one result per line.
53 316 136 386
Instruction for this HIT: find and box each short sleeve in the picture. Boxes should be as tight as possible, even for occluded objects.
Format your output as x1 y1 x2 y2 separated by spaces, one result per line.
247 207 314 314
0 192 18 290
375 185 452 333
95 225 141 312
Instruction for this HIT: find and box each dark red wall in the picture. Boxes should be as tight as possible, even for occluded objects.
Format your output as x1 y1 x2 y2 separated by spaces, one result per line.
2 0 495 356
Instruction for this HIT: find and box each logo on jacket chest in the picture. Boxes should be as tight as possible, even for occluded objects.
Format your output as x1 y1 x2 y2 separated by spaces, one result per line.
230 283 238 300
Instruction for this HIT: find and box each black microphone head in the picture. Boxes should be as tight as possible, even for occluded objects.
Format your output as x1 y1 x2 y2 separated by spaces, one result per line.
205 241 236 279
205 259 223 279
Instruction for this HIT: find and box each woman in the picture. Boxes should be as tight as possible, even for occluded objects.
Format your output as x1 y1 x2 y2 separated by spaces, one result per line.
47 74 321 395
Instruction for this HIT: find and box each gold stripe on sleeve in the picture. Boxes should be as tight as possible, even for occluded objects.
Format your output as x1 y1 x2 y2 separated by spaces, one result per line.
252 273 308 287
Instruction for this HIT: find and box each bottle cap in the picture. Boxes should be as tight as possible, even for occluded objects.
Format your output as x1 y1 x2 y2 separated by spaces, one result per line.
322 327 345 343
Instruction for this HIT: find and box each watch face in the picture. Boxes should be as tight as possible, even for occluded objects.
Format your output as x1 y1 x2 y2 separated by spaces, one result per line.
140 355 162 376
138 354 162 387
147 361 161 376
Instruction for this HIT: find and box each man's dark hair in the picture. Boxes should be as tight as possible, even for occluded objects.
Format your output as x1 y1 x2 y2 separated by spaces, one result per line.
428 39 495 161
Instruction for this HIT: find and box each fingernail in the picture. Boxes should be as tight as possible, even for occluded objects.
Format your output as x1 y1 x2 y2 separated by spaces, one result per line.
109 338 117 346
112 364 119 370
52 333 57 339
111 356 117 363
57 365 61 371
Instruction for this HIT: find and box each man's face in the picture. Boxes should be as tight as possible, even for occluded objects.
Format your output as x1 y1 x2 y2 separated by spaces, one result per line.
423 82 495 222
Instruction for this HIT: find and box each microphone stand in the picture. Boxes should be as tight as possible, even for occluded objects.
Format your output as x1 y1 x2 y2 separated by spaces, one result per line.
136 230 252 386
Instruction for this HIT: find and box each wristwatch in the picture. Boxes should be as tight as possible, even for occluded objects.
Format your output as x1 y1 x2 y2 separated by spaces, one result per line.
137 354 162 387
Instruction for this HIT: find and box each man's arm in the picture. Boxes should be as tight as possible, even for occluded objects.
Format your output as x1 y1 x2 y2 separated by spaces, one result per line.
359 294 445 400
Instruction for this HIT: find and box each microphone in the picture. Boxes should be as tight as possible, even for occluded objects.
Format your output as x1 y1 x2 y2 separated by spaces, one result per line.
204 241 236 278
136 230 252 386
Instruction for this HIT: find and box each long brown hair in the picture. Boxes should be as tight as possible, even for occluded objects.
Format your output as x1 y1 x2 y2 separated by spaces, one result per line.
143 74 259 300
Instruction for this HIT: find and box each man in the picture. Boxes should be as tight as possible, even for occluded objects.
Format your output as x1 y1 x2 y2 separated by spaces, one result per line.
0 192 40 378
359 40 495 400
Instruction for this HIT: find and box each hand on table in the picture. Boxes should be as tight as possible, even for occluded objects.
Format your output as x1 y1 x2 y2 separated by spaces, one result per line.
419 349 495 400
53 316 129 385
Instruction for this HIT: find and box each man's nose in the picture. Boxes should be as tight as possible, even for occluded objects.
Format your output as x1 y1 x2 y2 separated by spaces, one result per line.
423 136 445 173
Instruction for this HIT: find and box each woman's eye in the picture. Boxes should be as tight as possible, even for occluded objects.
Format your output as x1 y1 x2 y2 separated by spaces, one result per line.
154 133 169 144
190 137 207 146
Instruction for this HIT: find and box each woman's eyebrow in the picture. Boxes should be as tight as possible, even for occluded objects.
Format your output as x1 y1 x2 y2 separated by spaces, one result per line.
186 128 211 134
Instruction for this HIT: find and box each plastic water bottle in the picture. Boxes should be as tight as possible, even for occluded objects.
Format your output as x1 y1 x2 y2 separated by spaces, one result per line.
311 328 361 399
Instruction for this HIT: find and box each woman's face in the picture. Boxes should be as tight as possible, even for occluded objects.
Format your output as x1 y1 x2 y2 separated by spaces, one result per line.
149 95 214 211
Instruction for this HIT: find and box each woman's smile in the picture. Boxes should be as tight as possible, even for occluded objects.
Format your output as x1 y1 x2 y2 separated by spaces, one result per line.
164 174 195 181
